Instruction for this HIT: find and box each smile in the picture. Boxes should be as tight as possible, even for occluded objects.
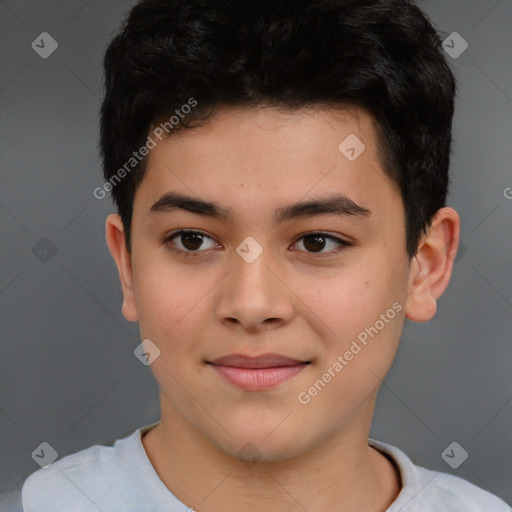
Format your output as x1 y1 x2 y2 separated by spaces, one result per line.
207 353 310 391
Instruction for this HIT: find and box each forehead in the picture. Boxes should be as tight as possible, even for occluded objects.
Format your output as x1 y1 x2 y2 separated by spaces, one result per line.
135 105 400 223
152 105 381 167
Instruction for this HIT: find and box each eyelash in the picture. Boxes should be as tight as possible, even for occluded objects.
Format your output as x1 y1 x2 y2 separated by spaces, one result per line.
161 230 352 259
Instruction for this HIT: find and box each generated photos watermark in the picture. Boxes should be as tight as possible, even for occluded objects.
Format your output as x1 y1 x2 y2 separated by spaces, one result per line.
298 301 403 405
93 97 198 200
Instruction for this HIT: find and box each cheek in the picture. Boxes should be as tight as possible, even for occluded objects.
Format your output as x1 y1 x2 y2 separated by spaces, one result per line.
291 266 383 338
132 256 209 348
295 250 406 361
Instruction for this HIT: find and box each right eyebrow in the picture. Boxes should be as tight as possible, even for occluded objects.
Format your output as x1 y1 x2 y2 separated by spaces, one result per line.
149 192 231 221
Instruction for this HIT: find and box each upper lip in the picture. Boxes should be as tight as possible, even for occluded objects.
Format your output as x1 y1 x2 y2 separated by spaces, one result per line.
208 353 309 369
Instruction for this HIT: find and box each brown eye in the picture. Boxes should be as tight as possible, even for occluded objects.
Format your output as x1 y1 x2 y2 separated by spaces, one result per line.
292 233 351 256
165 230 218 255
179 232 205 251
302 234 328 253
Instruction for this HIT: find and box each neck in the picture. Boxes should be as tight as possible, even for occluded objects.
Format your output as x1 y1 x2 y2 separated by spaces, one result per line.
142 393 401 512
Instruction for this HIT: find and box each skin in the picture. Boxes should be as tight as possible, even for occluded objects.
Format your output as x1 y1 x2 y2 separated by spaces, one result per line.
106 105 460 512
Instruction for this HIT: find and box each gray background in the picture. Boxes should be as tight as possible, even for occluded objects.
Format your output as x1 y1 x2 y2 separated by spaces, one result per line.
1 0 511 506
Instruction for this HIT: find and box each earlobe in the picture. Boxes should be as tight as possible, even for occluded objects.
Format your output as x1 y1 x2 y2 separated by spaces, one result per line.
105 214 139 322
404 207 460 323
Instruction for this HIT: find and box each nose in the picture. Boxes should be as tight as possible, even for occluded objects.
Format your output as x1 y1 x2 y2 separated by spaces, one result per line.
215 246 295 333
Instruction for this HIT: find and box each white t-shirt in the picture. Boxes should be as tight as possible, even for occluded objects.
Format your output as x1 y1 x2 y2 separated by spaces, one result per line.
3 422 510 512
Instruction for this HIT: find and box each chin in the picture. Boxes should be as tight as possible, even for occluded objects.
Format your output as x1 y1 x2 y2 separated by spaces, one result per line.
211 424 314 464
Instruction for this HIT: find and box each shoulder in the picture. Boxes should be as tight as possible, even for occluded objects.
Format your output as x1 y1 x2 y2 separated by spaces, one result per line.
369 438 511 512
413 464 511 511
20 426 150 512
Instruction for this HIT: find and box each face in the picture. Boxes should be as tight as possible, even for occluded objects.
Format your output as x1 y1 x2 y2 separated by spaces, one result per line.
108 106 420 461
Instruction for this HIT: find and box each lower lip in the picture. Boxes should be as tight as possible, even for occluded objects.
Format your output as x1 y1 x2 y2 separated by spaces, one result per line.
209 364 307 391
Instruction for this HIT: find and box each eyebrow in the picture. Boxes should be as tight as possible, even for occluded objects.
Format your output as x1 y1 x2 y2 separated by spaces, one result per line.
149 191 372 224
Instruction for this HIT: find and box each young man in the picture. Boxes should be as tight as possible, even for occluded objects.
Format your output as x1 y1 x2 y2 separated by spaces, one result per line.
8 0 510 511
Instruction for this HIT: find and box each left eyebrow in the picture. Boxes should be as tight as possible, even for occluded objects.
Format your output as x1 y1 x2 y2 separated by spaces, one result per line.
273 194 371 224
148 191 372 224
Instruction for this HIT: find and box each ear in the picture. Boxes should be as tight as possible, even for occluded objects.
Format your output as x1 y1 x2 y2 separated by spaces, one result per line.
105 214 138 322
404 207 461 322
